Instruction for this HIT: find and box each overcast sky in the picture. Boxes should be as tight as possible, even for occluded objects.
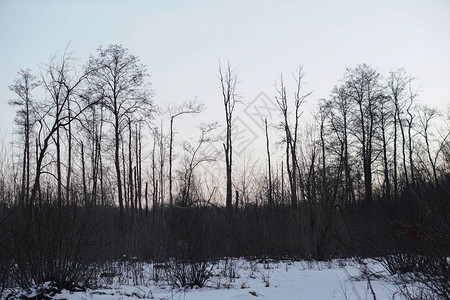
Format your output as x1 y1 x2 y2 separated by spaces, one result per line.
1 0 449 144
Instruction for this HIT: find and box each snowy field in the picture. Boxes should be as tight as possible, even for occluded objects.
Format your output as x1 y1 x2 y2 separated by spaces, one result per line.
8 258 407 300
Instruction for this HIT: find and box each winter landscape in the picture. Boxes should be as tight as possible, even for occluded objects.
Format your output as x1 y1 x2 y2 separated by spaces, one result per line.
0 1 449 299
6 259 418 300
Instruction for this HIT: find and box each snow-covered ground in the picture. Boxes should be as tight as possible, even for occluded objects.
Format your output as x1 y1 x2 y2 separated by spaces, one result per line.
14 259 403 300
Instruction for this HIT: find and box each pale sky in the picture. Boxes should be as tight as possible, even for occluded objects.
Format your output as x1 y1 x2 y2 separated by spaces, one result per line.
1 0 449 146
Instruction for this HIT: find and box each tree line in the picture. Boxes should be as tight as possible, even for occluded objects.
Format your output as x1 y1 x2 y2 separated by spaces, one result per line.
0 44 448 297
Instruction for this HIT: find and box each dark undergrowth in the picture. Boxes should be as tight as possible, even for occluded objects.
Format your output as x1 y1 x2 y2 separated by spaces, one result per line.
0 180 448 299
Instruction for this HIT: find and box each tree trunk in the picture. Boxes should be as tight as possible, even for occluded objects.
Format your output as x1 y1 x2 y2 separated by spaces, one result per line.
393 110 398 202
66 99 72 205
81 142 88 206
114 113 124 216
169 116 174 207
265 119 273 208
56 125 62 207
128 119 134 212
381 108 391 200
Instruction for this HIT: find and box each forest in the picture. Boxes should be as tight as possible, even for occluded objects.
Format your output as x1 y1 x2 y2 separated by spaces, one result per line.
0 44 448 299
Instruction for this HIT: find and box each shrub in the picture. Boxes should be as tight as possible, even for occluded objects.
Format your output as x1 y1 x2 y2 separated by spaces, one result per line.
165 260 214 288
2 204 105 291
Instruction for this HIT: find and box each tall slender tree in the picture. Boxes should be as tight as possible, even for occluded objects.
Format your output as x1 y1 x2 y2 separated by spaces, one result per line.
378 94 393 200
9 69 38 204
387 70 409 201
343 64 383 204
30 51 94 205
168 100 204 207
218 61 239 214
275 67 311 207
87 44 153 217
328 86 355 206
265 118 273 208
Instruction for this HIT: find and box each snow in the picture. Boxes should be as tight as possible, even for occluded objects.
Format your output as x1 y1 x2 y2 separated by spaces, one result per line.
16 259 402 300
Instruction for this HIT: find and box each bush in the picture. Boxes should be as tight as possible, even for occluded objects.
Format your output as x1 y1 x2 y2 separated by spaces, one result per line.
165 260 214 288
1 204 106 291
379 254 449 300
373 187 450 300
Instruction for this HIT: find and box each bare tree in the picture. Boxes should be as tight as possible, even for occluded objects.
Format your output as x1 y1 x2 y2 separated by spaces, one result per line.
234 151 260 208
87 44 153 217
168 100 204 207
275 67 311 207
218 61 239 214
9 69 38 204
316 101 328 204
76 97 106 206
135 122 143 214
151 121 167 210
417 105 449 186
128 118 134 211
343 64 383 204
328 86 355 206
406 84 417 188
30 51 95 205
387 70 409 201
265 119 273 208
65 92 73 205
378 94 393 200
178 122 218 207
151 132 158 211
80 141 88 204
